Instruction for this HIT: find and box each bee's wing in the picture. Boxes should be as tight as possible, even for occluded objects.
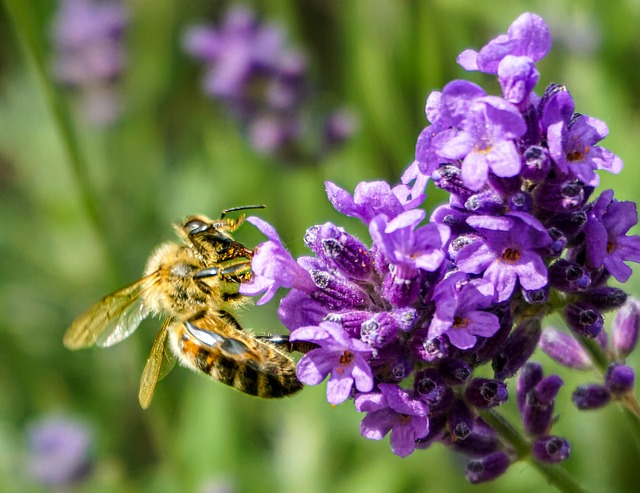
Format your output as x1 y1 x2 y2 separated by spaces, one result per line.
63 276 155 349
138 318 176 409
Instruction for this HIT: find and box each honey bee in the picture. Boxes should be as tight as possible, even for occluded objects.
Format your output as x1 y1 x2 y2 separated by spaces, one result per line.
64 207 306 408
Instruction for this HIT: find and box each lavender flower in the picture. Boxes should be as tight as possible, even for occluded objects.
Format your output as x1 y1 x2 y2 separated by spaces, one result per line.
51 0 127 125
455 213 551 302
184 6 354 162
242 11 640 485
291 322 374 405
428 272 499 349
355 384 430 458
26 416 93 487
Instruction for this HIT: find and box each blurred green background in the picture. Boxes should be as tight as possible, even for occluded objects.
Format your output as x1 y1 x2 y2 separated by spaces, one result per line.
1 0 640 492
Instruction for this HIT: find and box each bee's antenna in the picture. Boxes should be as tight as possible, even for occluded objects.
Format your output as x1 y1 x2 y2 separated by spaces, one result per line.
220 205 266 219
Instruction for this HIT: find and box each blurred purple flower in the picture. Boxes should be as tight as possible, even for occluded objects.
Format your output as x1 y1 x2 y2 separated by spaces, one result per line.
184 6 354 161
51 0 127 125
26 416 92 487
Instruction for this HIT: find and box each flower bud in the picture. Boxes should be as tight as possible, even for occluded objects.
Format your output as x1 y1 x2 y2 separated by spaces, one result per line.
564 302 603 338
309 269 370 310
432 163 474 200
517 361 543 412
305 223 374 280
448 400 475 441
522 285 549 304
465 191 506 215
548 259 590 292
580 287 627 312
546 211 587 241
521 145 551 182
534 180 586 213
448 418 500 457
604 363 635 396
414 369 454 415
465 452 511 484
324 310 370 337
532 436 571 463
410 331 450 362
440 358 472 385
521 375 563 437
493 318 542 380
509 191 533 213
465 378 508 409
572 383 611 410
539 328 592 370
612 298 640 359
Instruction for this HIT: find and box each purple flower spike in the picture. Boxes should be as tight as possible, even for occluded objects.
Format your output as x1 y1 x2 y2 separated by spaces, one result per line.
457 213 551 302
428 273 499 350
613 298 640 359
355 384 430 458
532 436 571 463
457 13 551 74
539 328 593 370
291 322 373 405
240 216 315 304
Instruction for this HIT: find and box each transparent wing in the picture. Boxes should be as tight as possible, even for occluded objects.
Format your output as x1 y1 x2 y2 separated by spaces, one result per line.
63 276 155 350
138 318 176 409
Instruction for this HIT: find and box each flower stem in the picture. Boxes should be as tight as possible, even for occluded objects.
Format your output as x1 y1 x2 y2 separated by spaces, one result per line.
479 409 590 493
3 0 119 280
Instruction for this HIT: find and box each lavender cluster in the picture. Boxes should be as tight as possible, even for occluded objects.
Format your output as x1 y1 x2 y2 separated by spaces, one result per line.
184 6 355 162
239 13 640 483
51 0 128 125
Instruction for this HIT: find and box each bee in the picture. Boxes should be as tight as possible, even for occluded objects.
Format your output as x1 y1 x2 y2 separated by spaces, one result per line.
64 207 307 408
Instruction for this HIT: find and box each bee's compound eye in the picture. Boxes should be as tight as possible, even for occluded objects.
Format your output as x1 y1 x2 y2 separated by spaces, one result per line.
183 219 208 235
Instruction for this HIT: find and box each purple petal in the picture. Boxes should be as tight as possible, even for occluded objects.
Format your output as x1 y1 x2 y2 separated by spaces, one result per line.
446 329 479 350
465 310 501 337
360 409 395 440
389 423 417 458
327 373 355 405
354 391 387 413
351 356 375 393
514 252 549 290
296 349 338 385
484 261 517 302
456 241 497 274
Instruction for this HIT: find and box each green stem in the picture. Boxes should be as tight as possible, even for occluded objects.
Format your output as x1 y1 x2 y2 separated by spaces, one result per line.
3 0 118 280
479 409 590 493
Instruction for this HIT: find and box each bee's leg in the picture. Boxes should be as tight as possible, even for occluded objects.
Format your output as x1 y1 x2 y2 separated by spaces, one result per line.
194 261 252 284
256 335 319 354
